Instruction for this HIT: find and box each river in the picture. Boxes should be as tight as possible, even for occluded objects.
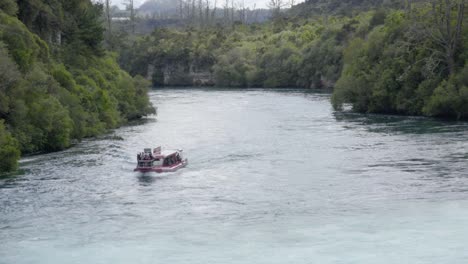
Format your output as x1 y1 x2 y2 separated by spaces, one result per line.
1 89 468 263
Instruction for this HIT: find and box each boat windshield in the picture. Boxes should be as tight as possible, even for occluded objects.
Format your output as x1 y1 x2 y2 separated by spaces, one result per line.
138 158 162 168
152 159 163 166
138 161 152 168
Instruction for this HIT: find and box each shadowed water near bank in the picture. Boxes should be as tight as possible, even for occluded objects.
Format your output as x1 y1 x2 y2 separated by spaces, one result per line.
1 89 468 263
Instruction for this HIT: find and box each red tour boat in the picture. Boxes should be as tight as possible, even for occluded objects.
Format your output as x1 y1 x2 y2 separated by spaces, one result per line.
134 147 188 173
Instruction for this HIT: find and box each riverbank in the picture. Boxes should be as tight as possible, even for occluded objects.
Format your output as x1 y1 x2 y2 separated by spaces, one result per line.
0 2 155 173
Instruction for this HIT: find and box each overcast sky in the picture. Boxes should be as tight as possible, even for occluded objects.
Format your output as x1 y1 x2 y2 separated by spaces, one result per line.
113 0 305 9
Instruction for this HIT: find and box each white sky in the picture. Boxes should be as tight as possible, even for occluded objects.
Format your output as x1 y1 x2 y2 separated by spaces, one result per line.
112 0 305 9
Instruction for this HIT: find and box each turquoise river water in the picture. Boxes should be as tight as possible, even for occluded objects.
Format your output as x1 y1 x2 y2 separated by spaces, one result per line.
1 89 468 263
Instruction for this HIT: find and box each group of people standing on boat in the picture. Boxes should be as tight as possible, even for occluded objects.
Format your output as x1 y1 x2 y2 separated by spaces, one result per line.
137 152 153 161
137 150 183 167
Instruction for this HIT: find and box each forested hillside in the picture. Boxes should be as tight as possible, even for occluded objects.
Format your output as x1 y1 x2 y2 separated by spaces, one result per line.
332 1 467 118
120 0 466 120
0 0 155 172
120 14 364 88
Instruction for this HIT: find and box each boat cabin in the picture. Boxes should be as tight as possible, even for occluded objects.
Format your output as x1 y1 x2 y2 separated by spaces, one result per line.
155 150 184 167
136 147 184 169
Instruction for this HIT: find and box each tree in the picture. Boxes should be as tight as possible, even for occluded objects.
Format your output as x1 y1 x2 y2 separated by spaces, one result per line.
0 43 21 119
415 0 466 75
105 0 112 36
268 0 285 17
223 0 230 24
0 120 20 172
434 0 465 75
198 0 203 26
0 0 18 16
290 0 296 8
211 0 217 23
124 0 136 34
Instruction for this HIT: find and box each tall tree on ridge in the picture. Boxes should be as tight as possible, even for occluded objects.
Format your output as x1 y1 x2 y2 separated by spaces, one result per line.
104 0 112 43
426 0 466 75
268 0 285 18
124 0 136 34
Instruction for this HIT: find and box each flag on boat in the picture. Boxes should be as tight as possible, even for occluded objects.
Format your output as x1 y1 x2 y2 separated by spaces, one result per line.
153 146 161 154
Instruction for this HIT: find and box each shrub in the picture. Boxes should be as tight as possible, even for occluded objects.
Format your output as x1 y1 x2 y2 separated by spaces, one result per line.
0 120 20 172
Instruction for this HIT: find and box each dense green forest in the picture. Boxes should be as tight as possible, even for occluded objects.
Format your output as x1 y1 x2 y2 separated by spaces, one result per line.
119 0 466 120
118 0 403 87
119 13 365 88
0 0 155 172
118 0 353 88
331 1 467 118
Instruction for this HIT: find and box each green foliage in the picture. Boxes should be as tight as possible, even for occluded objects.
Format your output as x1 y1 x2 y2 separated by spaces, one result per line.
424 67 468 119
0 12 48 72
369 9 387 28
0 0 18 16
28 96 73 151
52 64 76 91
332 7 467 119
62 1 105 56
0 120 20 172
123 14 373 88
17 0 63 40
131 75 157 117
298 32 343 88
0 0 155 172
0 42 20 117
213 46 258 87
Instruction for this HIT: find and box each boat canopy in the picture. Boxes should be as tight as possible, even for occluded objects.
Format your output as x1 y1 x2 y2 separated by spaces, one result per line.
155 150 180 158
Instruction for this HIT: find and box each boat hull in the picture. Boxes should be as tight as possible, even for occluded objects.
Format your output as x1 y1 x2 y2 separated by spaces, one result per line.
134 159 188 173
